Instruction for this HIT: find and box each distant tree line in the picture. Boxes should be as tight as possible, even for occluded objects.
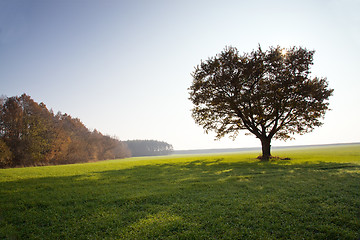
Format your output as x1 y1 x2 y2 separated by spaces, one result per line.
125 140 173 157
0 94 131 168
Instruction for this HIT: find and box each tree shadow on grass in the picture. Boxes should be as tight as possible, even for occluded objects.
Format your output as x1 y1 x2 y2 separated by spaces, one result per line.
1 160 359 239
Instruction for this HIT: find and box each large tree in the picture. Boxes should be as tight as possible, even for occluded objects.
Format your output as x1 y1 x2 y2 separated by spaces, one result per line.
189 46 333 160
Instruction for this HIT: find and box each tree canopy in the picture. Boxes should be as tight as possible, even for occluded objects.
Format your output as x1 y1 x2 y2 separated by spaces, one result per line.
189 46 333 160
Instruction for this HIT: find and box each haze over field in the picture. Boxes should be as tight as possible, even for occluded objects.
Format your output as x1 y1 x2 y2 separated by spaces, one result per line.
1 0 359 150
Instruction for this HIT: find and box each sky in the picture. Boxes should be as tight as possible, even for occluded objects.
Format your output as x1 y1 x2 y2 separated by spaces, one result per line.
0 0 359 150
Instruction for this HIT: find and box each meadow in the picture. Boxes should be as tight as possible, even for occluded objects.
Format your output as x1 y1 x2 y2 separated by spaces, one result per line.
1 144 359 239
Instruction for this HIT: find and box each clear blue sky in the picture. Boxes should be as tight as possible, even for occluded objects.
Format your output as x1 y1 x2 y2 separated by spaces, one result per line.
1 0 359 150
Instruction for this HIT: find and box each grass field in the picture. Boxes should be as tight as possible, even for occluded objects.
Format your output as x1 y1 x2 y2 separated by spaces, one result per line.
1 144 359 239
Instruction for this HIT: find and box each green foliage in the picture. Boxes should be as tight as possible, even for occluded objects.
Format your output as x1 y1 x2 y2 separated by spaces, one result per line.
189 46 334 160
1 144 359 239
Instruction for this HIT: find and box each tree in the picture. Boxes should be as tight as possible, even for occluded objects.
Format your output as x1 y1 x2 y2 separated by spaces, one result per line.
0 94 56 166
189 46 333 161
0 96 25 166
19 94 54 165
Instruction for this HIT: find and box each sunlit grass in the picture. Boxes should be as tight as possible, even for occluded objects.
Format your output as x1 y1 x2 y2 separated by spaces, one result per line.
1 144 359 239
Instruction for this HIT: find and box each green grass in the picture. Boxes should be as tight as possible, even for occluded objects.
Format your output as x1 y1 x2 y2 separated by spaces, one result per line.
1 144 359 239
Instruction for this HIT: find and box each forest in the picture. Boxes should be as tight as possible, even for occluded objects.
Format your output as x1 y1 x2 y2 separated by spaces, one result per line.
0 94 172 168
125 140 173 157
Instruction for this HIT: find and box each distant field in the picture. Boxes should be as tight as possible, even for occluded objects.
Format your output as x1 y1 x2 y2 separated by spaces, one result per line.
1 144 359 239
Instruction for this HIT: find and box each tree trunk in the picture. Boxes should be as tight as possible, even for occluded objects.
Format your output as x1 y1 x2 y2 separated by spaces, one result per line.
260 137 272 161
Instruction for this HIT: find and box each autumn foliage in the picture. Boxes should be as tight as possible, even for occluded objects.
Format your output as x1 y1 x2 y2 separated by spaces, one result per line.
0 94 131 167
